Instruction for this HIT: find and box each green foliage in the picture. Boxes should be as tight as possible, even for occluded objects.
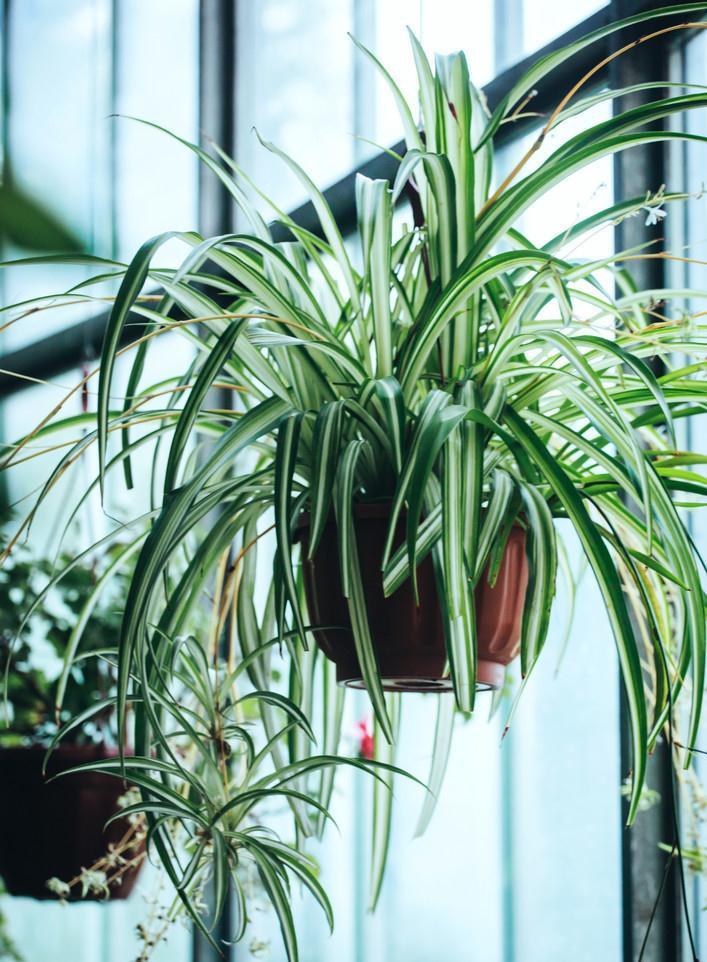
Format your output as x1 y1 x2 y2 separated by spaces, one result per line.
0 543 129 746
4 7 707 958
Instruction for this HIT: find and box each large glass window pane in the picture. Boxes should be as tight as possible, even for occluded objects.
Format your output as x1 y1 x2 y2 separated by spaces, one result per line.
115 0 199 261
506 528 622 962
2 864 190 962
521 0 607 58
235 1 497 209
1 0 113 352
236 0 356 211
369 1 495 151
0 0 200 355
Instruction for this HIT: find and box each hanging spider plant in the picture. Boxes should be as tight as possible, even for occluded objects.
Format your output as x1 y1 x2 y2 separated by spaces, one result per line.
4 3 707 957
44 631 408 957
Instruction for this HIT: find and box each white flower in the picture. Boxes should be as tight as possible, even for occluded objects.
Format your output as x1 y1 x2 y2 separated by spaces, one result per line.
644 206 666 227
641 184 667 227
46 877 71 899
117 787 141 808
80 868 109 898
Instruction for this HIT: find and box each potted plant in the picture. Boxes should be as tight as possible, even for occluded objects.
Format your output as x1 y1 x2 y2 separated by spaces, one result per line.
4 5 707 958
0 542 145 900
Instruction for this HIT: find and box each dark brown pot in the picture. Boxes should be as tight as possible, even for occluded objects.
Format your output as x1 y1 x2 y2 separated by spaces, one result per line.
300 502 528 692
0 744 143 901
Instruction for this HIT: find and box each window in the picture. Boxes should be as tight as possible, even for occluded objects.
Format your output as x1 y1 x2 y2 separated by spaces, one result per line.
1 3 702 961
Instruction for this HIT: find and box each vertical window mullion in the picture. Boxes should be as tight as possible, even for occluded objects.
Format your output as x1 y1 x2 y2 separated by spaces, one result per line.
612 3 683 959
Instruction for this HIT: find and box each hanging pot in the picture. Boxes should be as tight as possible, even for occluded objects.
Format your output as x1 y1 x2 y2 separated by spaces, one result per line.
0 743 143 901
299 502 528 692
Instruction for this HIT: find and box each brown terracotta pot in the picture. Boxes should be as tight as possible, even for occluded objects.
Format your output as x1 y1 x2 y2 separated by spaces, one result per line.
0 744 143 901
299 502 528 692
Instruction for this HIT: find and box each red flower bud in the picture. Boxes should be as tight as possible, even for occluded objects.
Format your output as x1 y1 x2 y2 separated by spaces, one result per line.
357 718 374 760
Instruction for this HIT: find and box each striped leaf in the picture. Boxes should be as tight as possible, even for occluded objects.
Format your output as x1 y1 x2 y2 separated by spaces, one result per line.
164 318 246 492
97 231 181 489
356 176 394 377
308 400 345 559
414 695 455 837
382 389 452 571
441 421 477 711
274 412 308 648
406 404 469 599
373 376 406 474
519 483 558 677
369 694 401 910
335 440 392 742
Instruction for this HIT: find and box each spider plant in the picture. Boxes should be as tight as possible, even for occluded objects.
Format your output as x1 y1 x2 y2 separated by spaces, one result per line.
45 629 408 959
3 2 707 951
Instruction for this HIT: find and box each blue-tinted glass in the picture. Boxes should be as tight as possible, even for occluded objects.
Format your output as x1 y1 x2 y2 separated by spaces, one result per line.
522 0 606 57
235 2 496 208
115 0 199 261
236 0 356 211
0 0 199 355
1 0 112 352
506 526 622 962
1 864 190 961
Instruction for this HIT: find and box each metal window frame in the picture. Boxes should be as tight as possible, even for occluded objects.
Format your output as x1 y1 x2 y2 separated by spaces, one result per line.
0 1 702 960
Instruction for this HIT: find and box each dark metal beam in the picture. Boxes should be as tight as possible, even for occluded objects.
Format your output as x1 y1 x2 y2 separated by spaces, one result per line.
198 0 237 237
193 4 238 960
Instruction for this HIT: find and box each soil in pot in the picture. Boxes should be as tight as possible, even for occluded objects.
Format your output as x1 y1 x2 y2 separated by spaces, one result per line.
299 502 528 692
0 743 144 901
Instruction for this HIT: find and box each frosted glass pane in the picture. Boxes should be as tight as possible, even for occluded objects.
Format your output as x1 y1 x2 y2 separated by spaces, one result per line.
235 2 496 207
1 0 199 352
367 701 505 962
0 865 191 962
522 0 606 57
367 1 495 151
506 526 622 962
115 0 199 261
245 694 504 962
2 375 86 555
1 329 196 556
236 0 356 212
494 101 614 308
420 0 494 85
1 0 113 352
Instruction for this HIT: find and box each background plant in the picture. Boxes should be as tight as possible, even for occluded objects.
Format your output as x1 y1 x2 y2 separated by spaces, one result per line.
0 538 130 746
